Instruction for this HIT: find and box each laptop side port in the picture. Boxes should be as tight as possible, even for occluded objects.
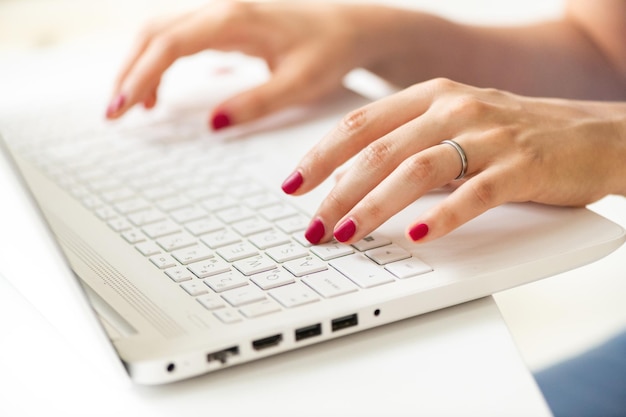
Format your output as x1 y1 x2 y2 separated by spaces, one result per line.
252 334 283 351
207 346 240 364
295 323 322 341
331 314 358 332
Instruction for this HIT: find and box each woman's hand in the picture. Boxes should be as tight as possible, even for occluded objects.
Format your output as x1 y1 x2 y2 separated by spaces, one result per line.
105 0 368 129
282 78 626 244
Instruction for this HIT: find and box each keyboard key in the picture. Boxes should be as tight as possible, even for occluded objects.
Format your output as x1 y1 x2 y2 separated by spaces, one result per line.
128 208 166 226
121 229 146 244
384 257 433 279
269 282 320 308
241 192 281 209
258 203 299 222
292 233 312 248
352 233 392 251
365 244 411 265
310 242 354 261
95 206 118 220
135 241 161 256
228 182 266 199
233 254 277 276
172 244 214 265
248 229 291 250
302 269 358 298
188 258 231 278
330 254 395 288
231 216 272 237
217 242 259 262
221 285 266 307
213 309 242 324
265 242 309 263
156 232 197 252
283 256 327 277
82 195 104 209
165 266 194 283
142 185 176 201
239 299 281 318
142 219 181 239
108 217 132 232
185 217 224 236
197 295 227 310
216 205 255 224
114 197 150 214
203 270 248 293
185 185 222 201
201 195 238 212
201 228 241 249
180 281 209 296
101 187 135 203
250 268 295 290
149 254 177 269
275 214 309 234
171 205 208 224
156 195 191 212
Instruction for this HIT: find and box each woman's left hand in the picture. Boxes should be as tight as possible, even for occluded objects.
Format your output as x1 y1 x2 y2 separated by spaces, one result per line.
281 78 626 244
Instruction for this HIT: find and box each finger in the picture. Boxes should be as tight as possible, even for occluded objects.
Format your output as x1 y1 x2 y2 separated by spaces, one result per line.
331 139 473 244
107 7 238 119
281 79 459 196
106 13 191 119
209 48 347 130
142 88 158 109
406 168 511 243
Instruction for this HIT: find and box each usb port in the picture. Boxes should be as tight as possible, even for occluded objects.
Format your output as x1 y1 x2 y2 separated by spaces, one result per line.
331 314 358 332
207 346 239 364
252 334 283 351
295 323 322 341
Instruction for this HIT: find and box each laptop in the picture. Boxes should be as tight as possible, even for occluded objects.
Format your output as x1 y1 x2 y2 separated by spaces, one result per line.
1 48 624 385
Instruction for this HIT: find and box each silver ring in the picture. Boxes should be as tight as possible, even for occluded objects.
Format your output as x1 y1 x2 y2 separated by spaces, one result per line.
440 139 468 180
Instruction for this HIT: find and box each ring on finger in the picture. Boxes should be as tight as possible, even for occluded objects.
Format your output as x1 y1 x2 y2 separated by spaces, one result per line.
440 139 468 180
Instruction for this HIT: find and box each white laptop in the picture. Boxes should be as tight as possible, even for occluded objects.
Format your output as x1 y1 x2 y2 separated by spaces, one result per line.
1 48 624 385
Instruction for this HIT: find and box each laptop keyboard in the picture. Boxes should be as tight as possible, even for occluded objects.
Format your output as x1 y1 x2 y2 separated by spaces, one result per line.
18 122 433 324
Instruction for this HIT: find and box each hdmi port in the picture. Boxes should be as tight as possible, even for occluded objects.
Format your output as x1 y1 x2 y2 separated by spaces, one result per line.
252 334 283 351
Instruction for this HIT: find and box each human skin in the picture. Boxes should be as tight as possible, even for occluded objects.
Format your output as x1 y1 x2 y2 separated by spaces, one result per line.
106 0 626 244
284 79 626 244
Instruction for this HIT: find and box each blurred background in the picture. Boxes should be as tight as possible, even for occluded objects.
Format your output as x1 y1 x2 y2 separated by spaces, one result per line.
1 0 625 375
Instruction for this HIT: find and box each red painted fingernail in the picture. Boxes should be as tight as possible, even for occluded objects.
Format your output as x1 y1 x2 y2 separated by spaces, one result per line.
334 218 356 243
408 223 429 241
106 94 126 118
305 218 325 244
281 171 303 195
211 111 231 130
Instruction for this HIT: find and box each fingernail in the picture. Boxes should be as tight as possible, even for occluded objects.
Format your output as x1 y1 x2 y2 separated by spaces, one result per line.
281 171 303 194
408 223 429 241
304 218 325 245
211 111 231 130
106 94 126 117
334 218 356 243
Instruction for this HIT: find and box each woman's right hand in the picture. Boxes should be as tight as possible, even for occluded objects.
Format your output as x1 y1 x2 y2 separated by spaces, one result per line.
105 0 372 129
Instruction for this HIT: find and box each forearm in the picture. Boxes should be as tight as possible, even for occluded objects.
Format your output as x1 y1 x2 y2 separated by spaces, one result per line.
350 5 626 100
601 103 626 197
